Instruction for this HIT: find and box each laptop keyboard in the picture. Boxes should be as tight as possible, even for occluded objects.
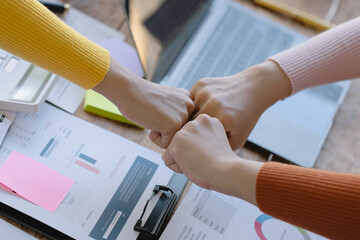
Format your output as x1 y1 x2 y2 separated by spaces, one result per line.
180 6 294 90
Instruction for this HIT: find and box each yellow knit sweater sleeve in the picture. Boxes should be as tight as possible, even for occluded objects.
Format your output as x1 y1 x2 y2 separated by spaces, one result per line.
0 0 110 89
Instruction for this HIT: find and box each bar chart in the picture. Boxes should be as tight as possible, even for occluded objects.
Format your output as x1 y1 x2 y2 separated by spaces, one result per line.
39 138 59 158
191 190 236 234
74 153 101 174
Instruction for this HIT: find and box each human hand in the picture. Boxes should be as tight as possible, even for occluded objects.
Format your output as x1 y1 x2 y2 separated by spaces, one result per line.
128 79 195 148
190 60 291 150
94 58 194 148
162 114 263 205
163 114 239 191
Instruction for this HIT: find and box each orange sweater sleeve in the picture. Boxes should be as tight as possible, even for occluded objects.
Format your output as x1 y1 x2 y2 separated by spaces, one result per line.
0 0 110 89
256 162 360 239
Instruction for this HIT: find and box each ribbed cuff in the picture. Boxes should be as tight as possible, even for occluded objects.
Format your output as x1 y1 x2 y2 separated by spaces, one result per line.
256 162 360 239
268 17 360 95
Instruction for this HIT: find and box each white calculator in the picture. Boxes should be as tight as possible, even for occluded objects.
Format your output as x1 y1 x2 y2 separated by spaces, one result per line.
0 48 56 113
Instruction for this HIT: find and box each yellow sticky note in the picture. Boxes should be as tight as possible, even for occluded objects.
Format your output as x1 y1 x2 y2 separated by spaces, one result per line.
84 90 143 128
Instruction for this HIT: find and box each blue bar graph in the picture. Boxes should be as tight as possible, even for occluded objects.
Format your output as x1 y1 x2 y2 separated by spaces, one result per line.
40 138 55 157
79 153 97 164
45 140 58 158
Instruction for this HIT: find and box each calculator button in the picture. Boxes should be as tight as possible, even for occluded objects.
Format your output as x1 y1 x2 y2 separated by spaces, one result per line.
0 49 8 59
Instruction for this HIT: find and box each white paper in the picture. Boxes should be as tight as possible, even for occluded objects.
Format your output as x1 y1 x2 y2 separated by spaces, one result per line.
46 77 85 114
46 8 125 114
0 103 173 239
161 184 328 240
0 110 17 146
0 218 37 240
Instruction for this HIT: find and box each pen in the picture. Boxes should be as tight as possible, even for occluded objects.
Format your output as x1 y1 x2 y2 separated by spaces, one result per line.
253 0 336 31
39 1 71 14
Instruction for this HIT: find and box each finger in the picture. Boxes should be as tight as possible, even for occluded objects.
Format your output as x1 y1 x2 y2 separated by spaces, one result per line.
150 130 175 149
190 82 209 112
191 109 202 120
190 103 201 120
189 80 202 100
159 131 176 149
186 98 195 119
191 100 211 120
192 102 222 121
180 88 192 98
149 131 164 148
192 104 213 120
228 134 247 150
162 150 183 173
192 92 209 115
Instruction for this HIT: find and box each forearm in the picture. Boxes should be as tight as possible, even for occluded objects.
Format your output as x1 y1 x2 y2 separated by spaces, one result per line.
245 60 291 107
93 58 135 109
269 16 360 94
216 158 263 206
228 60 291 119
0 0 109 89
257 162 360 239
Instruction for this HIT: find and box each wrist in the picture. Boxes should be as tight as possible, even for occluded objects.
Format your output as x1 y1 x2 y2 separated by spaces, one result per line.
213 156 263 206
93 58 139 108
245 60 291 109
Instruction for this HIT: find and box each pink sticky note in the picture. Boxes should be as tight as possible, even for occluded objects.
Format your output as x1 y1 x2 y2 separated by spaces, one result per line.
0 182 14 194
0 151 75 212
99 37 144 77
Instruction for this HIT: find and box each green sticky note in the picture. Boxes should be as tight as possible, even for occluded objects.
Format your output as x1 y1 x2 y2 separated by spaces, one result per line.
84 90 143 129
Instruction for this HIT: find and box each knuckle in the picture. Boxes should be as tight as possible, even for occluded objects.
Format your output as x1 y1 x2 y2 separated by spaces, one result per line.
207 96 222 107
198 87 212 99
196 114 212 123
186 96 195 106
168 116 183 128
196 78 209 87
187 101 195 113
173 131 187 142
179 88 191 98
164 159 173 167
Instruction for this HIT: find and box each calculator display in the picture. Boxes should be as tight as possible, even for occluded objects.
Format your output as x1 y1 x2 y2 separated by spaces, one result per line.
9 65 51 102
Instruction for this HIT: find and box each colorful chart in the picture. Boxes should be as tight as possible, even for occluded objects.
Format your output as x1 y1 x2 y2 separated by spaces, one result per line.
255 214 311 240
75 153 100 174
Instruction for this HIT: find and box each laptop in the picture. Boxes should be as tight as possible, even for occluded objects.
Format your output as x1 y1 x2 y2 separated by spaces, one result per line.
123 0 350 167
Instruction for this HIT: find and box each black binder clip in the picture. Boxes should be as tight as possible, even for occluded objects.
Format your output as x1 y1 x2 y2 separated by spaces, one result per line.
0 114 5 123
134 184 177 240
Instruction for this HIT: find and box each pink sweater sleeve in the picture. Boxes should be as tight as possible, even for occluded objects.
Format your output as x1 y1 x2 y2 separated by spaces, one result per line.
269 17 360 94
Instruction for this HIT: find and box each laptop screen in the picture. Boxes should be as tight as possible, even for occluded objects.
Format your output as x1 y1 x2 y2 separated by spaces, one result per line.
124 0 212 82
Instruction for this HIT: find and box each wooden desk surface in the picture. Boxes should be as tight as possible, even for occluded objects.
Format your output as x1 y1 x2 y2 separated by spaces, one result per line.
2 0 360 239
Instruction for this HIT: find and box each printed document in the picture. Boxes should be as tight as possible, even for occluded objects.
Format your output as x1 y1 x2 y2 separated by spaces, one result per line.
0 103 172 239
0 110 16 145
161 184 327 240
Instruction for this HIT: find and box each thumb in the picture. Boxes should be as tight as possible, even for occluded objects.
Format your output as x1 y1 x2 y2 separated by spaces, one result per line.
149 131 173 148
161 150 183 173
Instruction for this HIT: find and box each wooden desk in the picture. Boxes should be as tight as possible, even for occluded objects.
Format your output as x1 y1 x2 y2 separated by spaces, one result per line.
1 0 360 239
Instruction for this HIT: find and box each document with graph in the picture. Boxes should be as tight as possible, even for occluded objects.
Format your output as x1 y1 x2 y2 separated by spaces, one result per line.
0 103 173 239
161 184 328 240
